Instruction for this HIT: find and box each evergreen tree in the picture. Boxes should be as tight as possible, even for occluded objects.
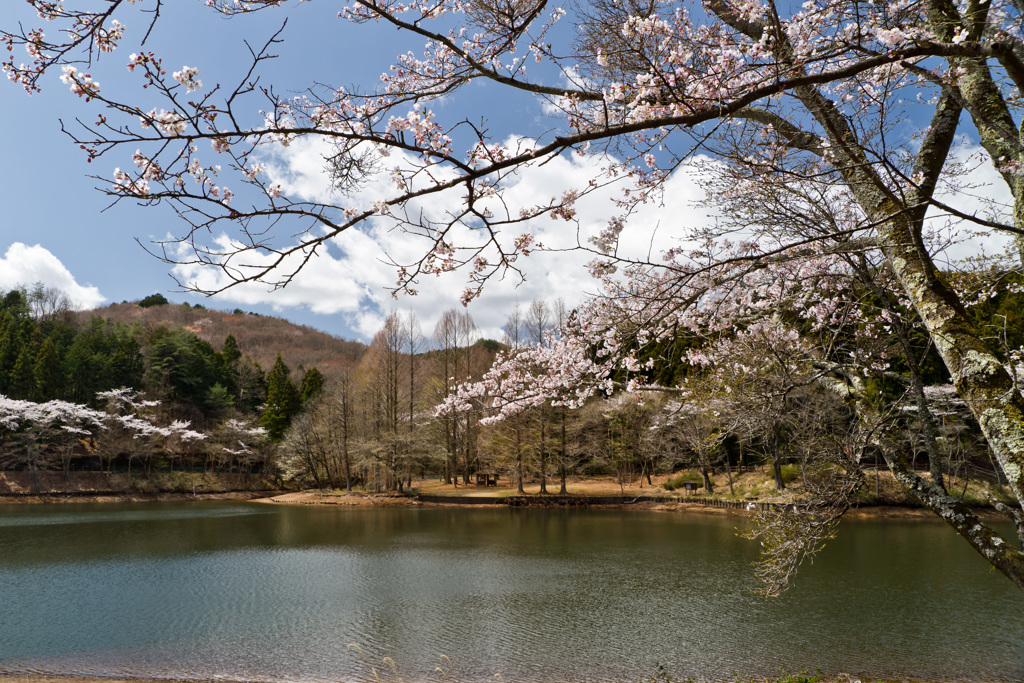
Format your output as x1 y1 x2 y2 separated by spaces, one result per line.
138 293 169 308
204 382 235 416
18 317 37 345
34 337 64 400
9 345 36 399
212 351 238 403
0 289 30 318
236 358 267 414
63 335 105 403
107 328 144 390
222 334 242 365
0 313 24 394
260 354 300 440
37 317 75 355
145 326 236 412
299 367 324 404
62 317 137 403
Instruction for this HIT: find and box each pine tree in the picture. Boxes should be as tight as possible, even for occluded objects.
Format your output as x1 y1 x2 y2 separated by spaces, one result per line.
260 354 300 440
222 334 242 365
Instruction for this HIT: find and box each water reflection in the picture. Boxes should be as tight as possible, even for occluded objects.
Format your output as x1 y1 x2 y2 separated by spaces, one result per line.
0 503 1021 683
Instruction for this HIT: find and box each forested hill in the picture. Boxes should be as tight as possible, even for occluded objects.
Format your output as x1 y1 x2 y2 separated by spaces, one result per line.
84 299 366 380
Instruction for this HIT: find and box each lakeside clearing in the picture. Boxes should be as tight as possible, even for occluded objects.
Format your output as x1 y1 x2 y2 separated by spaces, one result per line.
252 470 1007 520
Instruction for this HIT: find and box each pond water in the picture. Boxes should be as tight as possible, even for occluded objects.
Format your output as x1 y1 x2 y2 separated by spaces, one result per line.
0 502 1021 683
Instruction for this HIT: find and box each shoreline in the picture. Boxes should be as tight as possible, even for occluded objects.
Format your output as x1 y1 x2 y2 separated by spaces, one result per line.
1 469 1008 519
0 490 273 505
255 490 981 518
0 487 1000 519
0 673 961 683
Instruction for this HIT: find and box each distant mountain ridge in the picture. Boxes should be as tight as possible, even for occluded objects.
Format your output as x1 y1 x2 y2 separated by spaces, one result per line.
80 301 366 378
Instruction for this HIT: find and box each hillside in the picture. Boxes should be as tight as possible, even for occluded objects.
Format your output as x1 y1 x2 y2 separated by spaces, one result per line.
80 301 366 379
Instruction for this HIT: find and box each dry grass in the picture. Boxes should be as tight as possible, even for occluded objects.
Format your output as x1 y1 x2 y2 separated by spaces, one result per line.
413 473 682 498
277 468 1014 516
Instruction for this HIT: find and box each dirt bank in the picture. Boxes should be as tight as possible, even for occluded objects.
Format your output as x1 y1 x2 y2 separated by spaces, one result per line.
0 471 280 504
0 490 275 504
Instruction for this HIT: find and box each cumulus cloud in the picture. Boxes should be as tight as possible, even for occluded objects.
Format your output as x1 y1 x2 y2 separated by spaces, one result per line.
172 130 1024 344
172 136 718 341
0 243 106 309
928 139 1016 263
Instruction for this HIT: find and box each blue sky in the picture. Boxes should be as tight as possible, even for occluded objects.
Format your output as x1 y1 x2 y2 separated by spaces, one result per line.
2 0 683 341
0 1 1013 342
0 2 399 335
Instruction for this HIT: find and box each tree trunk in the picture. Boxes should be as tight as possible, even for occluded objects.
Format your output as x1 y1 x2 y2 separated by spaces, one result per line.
771 429 785 492
701 463 714 495
559 409 568 494
824 372 1024 589
515 422 525 494
539 417 548 494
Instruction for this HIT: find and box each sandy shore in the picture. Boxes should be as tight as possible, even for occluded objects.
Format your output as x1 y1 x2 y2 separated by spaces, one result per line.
251 488 979 519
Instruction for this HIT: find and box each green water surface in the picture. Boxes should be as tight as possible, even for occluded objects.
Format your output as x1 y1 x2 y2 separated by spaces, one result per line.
0 502 1021 682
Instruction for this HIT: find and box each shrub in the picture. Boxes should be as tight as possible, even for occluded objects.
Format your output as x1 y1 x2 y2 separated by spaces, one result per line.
780 463 801 484
138 293 169 308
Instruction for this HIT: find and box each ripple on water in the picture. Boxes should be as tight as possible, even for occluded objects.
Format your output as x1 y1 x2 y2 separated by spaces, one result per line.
1 505 1023 683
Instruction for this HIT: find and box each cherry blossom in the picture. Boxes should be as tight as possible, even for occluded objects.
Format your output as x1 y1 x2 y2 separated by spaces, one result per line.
172 65 201 93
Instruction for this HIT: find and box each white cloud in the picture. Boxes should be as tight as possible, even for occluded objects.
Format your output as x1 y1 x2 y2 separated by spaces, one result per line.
172 137 719 342
0 243 106 309
263 135 340 204
173 133 1024 344
929 139 1016 263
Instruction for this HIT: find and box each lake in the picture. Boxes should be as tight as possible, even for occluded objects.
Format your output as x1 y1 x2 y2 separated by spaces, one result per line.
0 502 1021 683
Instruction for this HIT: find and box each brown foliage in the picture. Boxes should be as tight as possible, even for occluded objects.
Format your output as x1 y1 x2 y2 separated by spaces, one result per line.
79 301 366 380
